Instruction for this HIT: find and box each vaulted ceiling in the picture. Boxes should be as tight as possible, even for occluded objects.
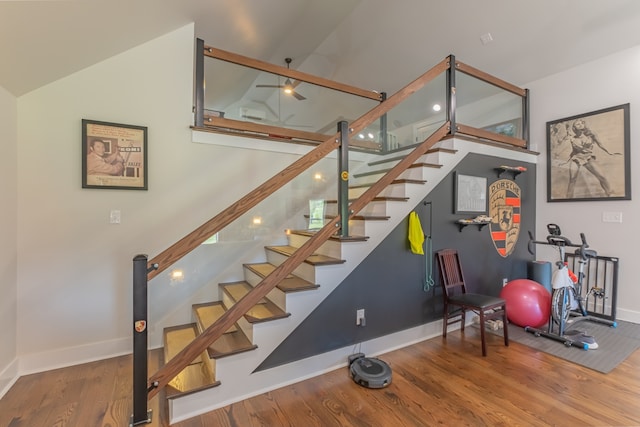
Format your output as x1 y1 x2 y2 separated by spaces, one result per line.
3 0 640 97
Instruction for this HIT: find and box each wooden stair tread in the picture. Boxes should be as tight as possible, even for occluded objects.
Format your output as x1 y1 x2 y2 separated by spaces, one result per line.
244 262 319 292
325 196 409 203
305 213 390 221
193 301 257 358
349 178 426 189
222 281 268 305
163 324 218 398
193 302 237 334
265 245 345 265
221 281 289 322
289 229 369 242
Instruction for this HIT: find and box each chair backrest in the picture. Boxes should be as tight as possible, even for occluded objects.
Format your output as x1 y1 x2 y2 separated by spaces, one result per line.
436 249 468 297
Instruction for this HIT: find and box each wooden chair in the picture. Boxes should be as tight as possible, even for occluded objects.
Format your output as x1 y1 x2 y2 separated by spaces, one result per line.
435 248 509 356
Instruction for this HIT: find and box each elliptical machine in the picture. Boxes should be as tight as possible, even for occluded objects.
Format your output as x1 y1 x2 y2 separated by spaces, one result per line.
526 224 617 350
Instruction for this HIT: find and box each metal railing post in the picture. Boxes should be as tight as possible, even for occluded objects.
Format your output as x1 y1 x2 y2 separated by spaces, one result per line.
337 120 350 237
379 92 388 151
447 54 456 135
131 254 153 426
522 88 530 148
194 38 205 128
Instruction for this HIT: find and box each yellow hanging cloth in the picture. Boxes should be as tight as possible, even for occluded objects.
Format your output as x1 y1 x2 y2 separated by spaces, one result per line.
408 211 425 255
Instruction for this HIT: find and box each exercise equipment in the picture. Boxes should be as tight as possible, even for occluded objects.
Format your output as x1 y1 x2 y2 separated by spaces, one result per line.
500 279 551 328
526 224 617 350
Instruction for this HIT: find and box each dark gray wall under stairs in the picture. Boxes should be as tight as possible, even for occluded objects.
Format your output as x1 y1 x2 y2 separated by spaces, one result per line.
257 152 536 371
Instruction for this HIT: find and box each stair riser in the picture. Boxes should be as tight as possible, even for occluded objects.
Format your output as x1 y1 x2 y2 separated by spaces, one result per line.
242 269 287 311
324 200 389 217
349 183 411 199
287 234 343 258
361 150 443 173
353 165 434 186
220 293 254 342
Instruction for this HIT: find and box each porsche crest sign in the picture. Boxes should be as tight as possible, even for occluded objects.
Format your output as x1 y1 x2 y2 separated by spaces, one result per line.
489 179 521 257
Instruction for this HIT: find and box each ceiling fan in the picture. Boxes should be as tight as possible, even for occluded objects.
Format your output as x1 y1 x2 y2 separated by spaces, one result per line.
256 57 306 100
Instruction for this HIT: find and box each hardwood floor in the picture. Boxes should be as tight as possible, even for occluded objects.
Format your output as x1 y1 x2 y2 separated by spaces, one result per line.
1 327 639 426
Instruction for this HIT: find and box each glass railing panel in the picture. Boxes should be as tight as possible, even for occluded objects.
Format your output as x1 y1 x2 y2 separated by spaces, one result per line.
349 70 447 153
203 57 379 137
455 72 523 139
147 150 343 348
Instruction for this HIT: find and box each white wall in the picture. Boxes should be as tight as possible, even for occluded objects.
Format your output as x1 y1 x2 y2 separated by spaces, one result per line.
13 23 284 372
15 23 322 374
0 85 18 395
530 45 640 323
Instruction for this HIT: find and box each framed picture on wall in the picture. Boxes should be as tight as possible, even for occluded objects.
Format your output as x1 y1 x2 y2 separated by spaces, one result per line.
546 104 630 202
454 173 487 214
82 119 148 190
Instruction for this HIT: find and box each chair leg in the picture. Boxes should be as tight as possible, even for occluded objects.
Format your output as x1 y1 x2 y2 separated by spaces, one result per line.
479 310 487 356
502 305 509 347
442 302 448 338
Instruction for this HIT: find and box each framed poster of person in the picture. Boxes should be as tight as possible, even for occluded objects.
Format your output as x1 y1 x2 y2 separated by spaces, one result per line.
82 119 148 190
454 172 487 214
546 104 630 202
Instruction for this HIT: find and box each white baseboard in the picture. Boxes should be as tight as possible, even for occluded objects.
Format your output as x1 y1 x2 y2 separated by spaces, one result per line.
18 336 131 376
616 308 640 324
0 358 19 400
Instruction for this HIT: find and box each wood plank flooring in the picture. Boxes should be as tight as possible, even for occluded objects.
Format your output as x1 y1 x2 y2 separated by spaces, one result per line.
1 327 639 426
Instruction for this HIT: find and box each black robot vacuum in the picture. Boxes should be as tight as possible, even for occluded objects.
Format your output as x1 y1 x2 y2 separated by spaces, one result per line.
348 352 392 389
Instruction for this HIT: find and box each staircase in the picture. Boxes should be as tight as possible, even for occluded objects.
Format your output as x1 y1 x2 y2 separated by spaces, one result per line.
158 137 481 423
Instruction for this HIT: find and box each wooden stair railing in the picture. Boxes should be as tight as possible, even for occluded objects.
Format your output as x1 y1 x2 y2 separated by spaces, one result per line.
148 120 451 399
144 57 453 400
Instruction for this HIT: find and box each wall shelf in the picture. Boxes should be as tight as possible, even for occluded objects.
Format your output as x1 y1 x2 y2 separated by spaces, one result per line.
495 165 526 180
456 220 491 232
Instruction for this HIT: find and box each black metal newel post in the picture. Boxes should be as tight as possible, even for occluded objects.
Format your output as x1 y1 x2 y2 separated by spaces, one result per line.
447 54 457 136
337 120 350 237
131 254 154 426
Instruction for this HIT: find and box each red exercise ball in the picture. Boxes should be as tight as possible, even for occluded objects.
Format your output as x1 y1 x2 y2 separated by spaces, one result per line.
499 279 551 328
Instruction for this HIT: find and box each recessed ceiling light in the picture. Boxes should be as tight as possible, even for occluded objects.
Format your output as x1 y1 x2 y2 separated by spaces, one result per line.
433 104 441 112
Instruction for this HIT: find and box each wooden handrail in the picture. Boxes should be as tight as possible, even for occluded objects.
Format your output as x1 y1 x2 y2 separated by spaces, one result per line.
456 124 527 148
204 45 382 101
204 116 330 143
454 60 526 97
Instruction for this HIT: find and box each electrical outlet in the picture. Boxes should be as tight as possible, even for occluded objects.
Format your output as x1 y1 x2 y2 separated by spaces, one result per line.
502 278 508 287
356 308 365 326
602 211 623 223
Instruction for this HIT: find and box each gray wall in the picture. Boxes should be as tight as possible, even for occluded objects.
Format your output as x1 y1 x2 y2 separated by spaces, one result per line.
258 152 536 370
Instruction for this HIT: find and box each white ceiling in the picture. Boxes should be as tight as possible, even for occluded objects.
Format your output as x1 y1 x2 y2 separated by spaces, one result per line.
3 0 640 97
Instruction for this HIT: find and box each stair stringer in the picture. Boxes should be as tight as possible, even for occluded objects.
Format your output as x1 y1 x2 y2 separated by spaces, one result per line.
167 138 538 424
